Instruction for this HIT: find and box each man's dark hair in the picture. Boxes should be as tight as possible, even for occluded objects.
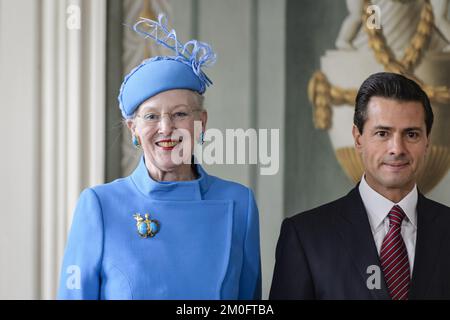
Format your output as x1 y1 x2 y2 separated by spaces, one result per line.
354 72 434 136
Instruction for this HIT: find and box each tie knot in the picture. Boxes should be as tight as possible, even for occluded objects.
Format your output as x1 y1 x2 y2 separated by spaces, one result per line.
388 205 406 227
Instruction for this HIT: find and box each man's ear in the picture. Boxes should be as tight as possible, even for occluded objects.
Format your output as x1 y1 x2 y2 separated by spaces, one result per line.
352 125 362 151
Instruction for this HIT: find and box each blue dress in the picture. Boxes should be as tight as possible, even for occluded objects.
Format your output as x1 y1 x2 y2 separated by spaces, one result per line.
58 157 261 300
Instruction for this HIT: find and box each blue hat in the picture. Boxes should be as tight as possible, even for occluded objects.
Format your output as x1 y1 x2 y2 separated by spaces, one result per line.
118 15 216 119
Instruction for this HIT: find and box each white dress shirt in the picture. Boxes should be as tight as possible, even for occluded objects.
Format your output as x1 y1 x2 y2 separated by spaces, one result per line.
359 175 417 276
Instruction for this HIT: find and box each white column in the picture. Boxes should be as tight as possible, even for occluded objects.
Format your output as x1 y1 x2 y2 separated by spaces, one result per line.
0 0 106 299
39 0 106 300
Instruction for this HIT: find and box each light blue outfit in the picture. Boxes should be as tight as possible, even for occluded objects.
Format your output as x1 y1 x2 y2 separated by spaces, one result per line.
58 14 260 300
58 157 261 299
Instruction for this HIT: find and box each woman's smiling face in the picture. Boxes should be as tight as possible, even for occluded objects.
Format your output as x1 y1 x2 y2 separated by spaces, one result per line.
128 89 207 175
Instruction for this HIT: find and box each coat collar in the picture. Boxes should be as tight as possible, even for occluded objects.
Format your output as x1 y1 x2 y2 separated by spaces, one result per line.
337 186 446 299
336 186 391 299
408 193 445 299
130 156 211 200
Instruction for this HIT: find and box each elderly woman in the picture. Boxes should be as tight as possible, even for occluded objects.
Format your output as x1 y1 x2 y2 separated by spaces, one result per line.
57 16 261 300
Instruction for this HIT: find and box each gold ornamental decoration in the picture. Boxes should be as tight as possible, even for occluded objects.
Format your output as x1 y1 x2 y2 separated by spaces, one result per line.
364 0 433 75
309 0 450 130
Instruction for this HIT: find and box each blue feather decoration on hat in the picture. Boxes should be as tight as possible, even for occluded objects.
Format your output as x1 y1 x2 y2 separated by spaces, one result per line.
132 14 216 89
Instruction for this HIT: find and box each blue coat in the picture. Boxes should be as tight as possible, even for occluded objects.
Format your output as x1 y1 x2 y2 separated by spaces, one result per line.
58 157 261 300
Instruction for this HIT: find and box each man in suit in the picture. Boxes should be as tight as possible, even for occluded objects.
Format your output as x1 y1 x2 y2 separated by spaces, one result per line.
270 72 450 300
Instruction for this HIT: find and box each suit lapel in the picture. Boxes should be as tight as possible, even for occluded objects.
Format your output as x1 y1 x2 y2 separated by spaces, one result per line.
335 187 390 299
408 194 445 299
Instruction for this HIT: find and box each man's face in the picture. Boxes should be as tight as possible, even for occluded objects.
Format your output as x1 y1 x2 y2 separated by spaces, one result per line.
353 97 429 195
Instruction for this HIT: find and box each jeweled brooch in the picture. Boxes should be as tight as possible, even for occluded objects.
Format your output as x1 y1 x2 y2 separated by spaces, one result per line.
133 213 160 238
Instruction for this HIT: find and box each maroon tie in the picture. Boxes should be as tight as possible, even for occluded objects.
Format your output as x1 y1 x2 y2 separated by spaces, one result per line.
380 205 410 300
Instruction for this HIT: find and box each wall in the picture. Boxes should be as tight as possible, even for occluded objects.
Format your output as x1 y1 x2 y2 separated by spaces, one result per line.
285 0 353 217
0 0 40 299
105 0 124 182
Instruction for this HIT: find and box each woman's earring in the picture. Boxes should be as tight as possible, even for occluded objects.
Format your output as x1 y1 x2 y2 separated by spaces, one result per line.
198 131 205 145
132 134 141 148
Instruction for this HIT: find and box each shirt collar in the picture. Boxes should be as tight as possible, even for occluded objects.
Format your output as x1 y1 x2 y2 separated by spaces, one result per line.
359 175 418 231
130 156 211 200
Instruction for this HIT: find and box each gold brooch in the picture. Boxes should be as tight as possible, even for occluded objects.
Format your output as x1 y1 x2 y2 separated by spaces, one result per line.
133 213 160 238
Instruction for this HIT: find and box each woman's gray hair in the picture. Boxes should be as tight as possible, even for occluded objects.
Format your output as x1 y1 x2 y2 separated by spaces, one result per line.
195 92 205 110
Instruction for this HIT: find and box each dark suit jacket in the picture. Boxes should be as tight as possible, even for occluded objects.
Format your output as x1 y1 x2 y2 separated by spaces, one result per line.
270 186 450 300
